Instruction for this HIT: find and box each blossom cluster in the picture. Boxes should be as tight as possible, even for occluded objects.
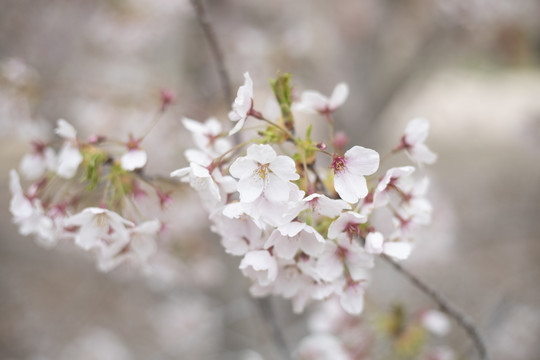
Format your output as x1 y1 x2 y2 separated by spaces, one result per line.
174 72 437 315
9 114 168 271
295 299 454 360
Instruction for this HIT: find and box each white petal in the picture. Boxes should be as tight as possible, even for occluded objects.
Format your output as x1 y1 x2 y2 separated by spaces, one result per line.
181 117 206 133
228 116 246 135
317 243 343 281
269 155 299 181
229 157 258 179
238 175 264 203
345 146 380 175
365 232 384 254
340 284 365 315
246 144 276 164
298 91 328 112
263 173 290 203
408 143 437 165
121 149 147 171
334 171 367 203
329 82 349 110
404 118 429 145
56 144 82 179
384 242 412 260
55 119 77 140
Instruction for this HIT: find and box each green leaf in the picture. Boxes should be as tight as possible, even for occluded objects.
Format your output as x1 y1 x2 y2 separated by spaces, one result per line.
270 73 295 133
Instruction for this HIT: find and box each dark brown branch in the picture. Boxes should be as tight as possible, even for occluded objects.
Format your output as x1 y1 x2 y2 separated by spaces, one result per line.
190 0 233 105
381 254 488 360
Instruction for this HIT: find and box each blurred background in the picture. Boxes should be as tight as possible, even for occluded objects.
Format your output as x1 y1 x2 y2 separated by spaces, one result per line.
1 0 540 359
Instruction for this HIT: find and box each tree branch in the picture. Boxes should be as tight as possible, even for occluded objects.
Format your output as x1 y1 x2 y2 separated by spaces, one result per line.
190 0 233 105
255 297 292 360
381 254 489 360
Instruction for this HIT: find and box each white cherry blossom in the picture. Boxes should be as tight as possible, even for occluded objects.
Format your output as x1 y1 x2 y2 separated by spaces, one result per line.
339 280 366 315
55 119 82 179
294 82 349 114
65 207 134 255
229 72 254 135
182 117 231 157
19 142 56 180
229 144 299 203
327 211 367 240
364 231 412 260
265 221 325 260
399 118 437 165
331 146 379 203
239 250 278 287
317 234 373 282
301 193 351 218
97 219 160 272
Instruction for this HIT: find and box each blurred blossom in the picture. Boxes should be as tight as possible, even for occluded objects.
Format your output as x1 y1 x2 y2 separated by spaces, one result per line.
59 327 132 360
150 296 221 358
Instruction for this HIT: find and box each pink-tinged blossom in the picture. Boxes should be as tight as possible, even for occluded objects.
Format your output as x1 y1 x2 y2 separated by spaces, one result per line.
98 219 160 272
171 163 221 203
19 141 56 180
121 135 147 171
182 117 231 158
331 146 379 203
239 250 278 287
398 118 437 165
294 82 349 114
327 211 367 240
65 207 134 254
265 221 325 260
339 280 366 315
229 144 299 203
9 170 59 247
55 119 83 179
302 193 351 218
317 234 373 282
229 72 254 135
239 182 304 227
212 203 265 256
375 166 416 206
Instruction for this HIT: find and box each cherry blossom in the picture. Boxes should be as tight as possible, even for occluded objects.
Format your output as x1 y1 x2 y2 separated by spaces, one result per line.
97 219 160 271
65 207 134 254
121 135 147 171
364 231 412 260
19 141 56 180
239 250 278 287
55 119 83 179
294 82 349 114
398 118 438 165
327 211 366 240
182 117 231 158
229 72 254 135
229 144 299 203
265 221 326 260
317 234 373 282
331 146 380 203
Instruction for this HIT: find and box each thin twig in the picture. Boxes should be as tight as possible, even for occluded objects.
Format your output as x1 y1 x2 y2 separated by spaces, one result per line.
381 254 488 360
255 298 292 360
190 0 233 105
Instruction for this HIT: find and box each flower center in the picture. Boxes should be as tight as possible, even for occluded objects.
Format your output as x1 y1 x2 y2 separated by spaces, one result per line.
256 164 270 179
331 155 346 174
